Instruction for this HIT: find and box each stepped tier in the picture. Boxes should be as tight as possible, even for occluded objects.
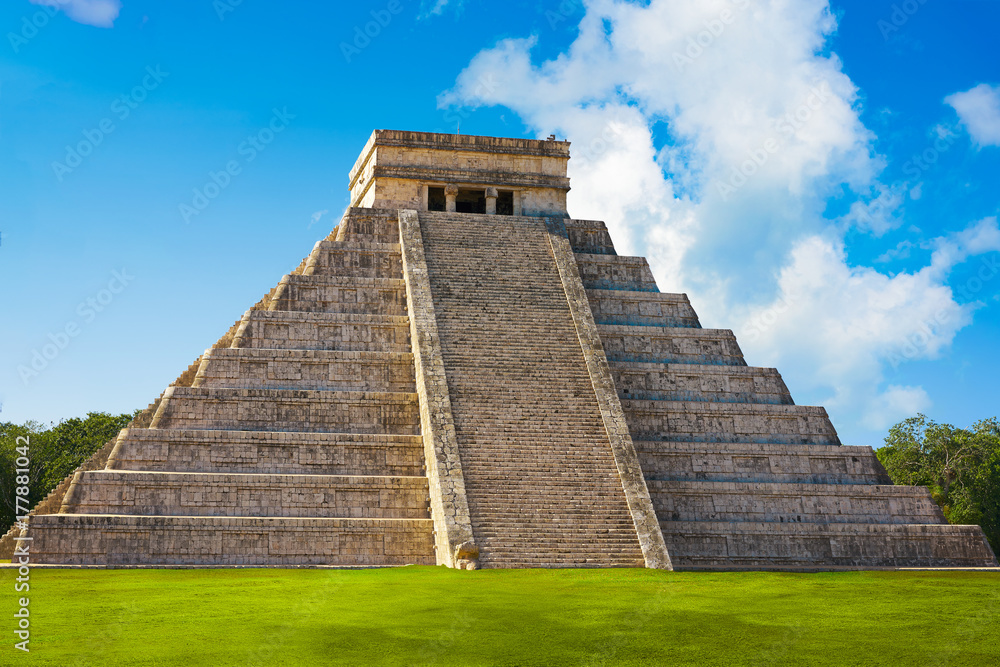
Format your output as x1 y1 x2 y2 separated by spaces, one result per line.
268 275 408 315
620 400 840 445
63 470 430 519
575 254 659 291
30 515 435 567
108 429 425 476
633 441 891 485
193 348 415 391
586 289 701 327
564 219 617 255
611 362 792 404
302 240 403 278
232 312 410 351
151 387 420 434
600 326 746 365
647 481 945 525
661 521 996 569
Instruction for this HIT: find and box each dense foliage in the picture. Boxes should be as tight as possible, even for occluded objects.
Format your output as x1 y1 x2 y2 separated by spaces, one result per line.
877 414 1000 552
0 411 136 532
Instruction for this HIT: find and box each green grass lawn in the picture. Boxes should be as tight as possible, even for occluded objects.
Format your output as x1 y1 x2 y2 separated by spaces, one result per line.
0 566 996 666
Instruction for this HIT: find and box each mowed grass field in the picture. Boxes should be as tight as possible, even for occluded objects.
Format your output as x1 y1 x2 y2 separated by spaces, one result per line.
0 566 996 666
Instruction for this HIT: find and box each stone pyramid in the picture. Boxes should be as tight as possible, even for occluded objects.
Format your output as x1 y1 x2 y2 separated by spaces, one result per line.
10 130 996 569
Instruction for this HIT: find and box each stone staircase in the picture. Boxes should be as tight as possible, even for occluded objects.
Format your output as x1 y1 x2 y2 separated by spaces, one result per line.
28 209 436 566
416 211 646 568
565 218 997 569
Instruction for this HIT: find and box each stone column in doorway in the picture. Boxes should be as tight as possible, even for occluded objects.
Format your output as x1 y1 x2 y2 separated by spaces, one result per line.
485 187 498 215
445 184 458 212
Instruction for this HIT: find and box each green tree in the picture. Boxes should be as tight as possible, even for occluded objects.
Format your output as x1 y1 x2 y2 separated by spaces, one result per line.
0 411 137 533
877 414 1000 553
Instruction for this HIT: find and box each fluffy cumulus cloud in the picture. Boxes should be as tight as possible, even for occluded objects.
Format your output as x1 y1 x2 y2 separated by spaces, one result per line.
946 83 1000 147
30 0 121 28
440 0 1000 439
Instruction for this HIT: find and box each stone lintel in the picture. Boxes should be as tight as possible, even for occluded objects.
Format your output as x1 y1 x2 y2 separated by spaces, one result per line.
397 209 479 569
544 216 673 570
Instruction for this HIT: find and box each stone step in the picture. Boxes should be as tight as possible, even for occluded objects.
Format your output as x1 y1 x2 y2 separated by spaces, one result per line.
269 275 407 314
586 288 701 327
611 362 792 404
633 441 892 485
232 311 410 351
335 208 400 243
193 348 415 392
599 325 746 365
621 400 840 445
574 254 659 291
153 387 420 434
64 470 431 519
304 240 402 279
29 514 435 566
108 429 425 476
648 481 945 525
661 521 998 569
565 219 617 255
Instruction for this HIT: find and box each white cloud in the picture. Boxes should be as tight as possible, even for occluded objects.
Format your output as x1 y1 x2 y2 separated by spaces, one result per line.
945 83 1000 147
876 239 914 263
441 0 1000 440
420 0 462 18
30 0 121 28
863 386 932 431
309 209 329 229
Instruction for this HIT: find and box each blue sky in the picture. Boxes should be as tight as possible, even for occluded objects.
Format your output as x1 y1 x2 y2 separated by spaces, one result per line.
1 0 998 447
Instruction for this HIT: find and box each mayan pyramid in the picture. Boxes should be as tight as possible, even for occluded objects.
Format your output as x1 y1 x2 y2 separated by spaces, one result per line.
9 130 995 569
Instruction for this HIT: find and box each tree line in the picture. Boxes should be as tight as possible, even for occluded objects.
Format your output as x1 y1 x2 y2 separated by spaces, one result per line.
0 411 136 532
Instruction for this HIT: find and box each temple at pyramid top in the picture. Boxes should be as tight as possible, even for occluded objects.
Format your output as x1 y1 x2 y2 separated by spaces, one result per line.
348 129 572 215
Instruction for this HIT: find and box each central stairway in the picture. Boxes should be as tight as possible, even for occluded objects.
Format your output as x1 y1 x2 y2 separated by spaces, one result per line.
417 211 645 568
